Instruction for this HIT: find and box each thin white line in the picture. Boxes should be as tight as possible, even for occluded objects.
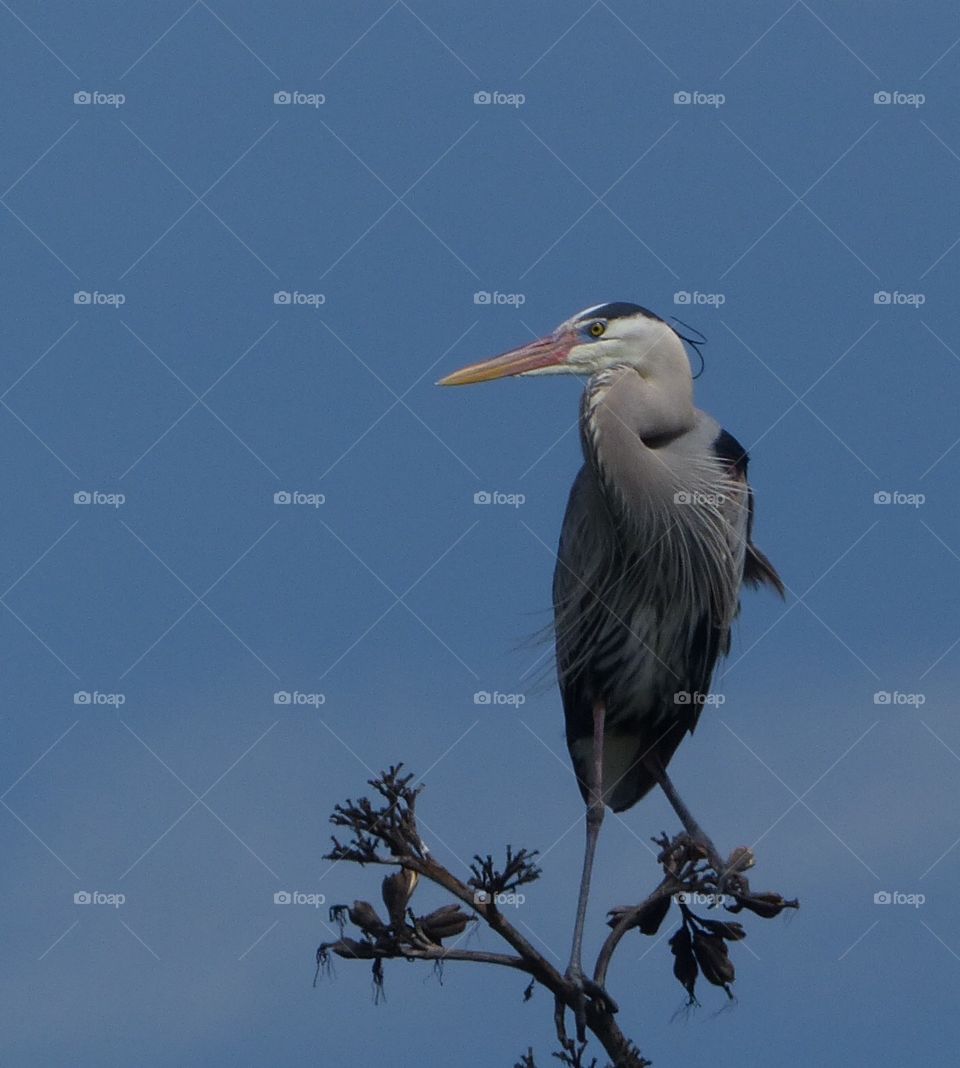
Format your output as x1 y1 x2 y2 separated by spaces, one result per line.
239 920 279 960
838 920 878 961
200 0 281 78
120 920 161 959
2 521 79 599
0 0 80 76
1 122 79 199
1 720 80 799
38 920 80 960
122 1 199 78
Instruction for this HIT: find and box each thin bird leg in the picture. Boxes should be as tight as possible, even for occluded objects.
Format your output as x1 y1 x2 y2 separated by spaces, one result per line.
650 762 726 877
563 700 612 1043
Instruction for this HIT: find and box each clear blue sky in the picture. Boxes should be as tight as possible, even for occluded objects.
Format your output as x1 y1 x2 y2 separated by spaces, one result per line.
2 2 959 1064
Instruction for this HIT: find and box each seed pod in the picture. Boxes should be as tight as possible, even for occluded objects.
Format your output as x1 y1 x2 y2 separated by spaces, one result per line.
332 937 376 959
700 918 747 942
726 846 755 874
348 900 388 937
729 891 794 919
637 894 672 935
382 869 419 929
692 930 735 994
421 904 471 942
669 925 698 998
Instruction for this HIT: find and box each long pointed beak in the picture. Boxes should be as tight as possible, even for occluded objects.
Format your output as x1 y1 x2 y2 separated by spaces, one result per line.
437 332 572 386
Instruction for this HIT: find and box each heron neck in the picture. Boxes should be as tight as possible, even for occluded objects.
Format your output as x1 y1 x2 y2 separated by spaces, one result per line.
585 366 695 445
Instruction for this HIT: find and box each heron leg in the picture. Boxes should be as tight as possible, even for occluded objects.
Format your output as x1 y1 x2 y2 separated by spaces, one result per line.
563 700 609 1043
649 762 726 877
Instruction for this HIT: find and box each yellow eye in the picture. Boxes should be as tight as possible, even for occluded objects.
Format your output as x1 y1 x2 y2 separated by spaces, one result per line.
589 321 605 337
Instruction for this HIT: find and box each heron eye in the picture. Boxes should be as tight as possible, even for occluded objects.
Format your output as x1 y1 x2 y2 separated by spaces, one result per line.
589 321 605 338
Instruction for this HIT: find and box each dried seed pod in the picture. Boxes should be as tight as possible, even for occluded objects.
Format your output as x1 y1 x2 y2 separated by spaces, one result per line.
332 937 377 959
699 917 747 941
669 925 698 998
607 893 672 934
382 869 419 929
726 846 755 874
420 904 471 942
637 894 672 935
729 891 796 919
692 930 735 994
348 900 388 937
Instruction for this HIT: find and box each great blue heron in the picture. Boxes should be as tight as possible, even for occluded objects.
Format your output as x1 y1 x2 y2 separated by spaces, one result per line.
439 301 782 1023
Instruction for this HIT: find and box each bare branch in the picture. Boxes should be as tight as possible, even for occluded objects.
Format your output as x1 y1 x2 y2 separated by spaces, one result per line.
316 765 796 1068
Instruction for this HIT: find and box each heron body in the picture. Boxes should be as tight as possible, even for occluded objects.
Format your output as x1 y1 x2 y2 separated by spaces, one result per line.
557 366 781 813
439 300 781 1025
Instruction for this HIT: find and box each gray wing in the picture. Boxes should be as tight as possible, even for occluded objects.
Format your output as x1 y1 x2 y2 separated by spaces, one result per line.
553 463 723 810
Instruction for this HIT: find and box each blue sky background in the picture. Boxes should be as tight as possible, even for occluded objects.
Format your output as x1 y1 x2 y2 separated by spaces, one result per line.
2 2 960 1064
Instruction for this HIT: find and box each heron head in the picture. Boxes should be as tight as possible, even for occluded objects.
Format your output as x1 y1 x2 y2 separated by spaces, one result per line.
437 303 693 387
